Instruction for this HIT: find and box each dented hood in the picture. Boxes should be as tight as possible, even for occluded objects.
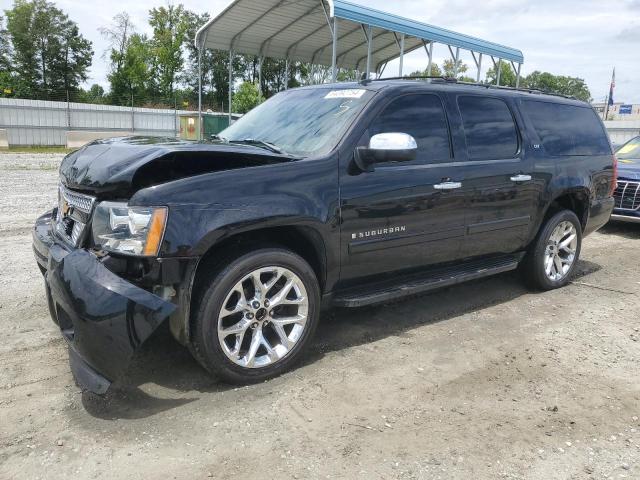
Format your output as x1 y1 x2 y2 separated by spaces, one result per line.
59 136 296 197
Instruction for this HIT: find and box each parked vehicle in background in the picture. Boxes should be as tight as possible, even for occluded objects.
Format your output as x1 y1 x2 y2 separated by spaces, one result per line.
611 136 640 223
32 79 616 393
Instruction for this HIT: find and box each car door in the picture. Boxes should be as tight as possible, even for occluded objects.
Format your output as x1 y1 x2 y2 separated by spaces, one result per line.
452 94 540 258
338 92 467 286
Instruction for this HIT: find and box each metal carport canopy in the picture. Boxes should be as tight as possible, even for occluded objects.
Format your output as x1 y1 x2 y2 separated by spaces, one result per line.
195 0 524 74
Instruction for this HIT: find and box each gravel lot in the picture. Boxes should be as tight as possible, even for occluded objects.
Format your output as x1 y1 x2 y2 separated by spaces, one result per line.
1 153 639 480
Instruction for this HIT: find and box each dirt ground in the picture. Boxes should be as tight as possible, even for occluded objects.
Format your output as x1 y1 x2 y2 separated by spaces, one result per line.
0 152 639 480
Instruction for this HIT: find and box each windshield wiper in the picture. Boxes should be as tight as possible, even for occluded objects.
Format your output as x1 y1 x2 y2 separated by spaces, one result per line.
229 138 286 155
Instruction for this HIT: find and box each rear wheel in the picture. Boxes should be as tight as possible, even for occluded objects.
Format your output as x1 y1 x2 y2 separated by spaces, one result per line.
522 210 582 290
190 248 320 384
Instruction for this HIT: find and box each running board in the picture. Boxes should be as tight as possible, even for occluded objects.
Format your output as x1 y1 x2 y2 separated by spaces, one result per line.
333 254 522 308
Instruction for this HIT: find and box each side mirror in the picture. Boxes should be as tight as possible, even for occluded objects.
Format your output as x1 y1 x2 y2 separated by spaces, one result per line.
354 133 418 172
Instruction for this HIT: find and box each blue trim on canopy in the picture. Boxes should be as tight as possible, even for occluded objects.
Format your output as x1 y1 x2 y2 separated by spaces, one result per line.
332 0 524 63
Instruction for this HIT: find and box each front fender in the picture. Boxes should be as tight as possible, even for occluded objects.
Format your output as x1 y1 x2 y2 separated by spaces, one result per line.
129 157 339 257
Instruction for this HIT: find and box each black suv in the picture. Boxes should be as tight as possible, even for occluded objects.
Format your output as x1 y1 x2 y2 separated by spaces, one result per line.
33 80 615 393
611 136 640 223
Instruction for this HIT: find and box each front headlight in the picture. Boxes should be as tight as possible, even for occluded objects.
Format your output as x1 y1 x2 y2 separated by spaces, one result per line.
92 202 168 256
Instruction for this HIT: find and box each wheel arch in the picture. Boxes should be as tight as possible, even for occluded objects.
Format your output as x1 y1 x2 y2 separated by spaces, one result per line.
542 189 590 232
183 224 328 344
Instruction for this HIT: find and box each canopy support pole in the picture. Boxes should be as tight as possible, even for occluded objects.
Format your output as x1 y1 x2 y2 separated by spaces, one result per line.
447 45 460 77
510 61 521 88
471 52 482 83
331 17 338 82
365 25 373 79
425 41 433 76
284 58 290 90
398 34 405 77
448 46 460 77
228 50 233 124
378 61 388 78
496 58 502 86
197 45 203 140
258 56 263 98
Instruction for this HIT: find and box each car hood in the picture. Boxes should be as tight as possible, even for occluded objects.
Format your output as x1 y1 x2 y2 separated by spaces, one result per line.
59 136 296 198
618 157 640 181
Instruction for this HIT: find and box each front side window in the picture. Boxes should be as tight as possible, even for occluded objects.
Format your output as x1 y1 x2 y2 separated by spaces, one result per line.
368 93 451 164
219 87 375 157
458 96 519 161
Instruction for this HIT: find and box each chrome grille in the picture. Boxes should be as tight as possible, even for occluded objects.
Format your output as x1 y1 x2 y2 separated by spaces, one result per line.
613 181 640 211
55 185 96 247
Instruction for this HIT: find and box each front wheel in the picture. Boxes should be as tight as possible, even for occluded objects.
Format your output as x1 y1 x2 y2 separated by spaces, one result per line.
190 248 320 384
522 210 582 290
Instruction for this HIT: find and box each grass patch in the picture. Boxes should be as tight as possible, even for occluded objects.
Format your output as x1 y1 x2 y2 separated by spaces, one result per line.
4 146 75 154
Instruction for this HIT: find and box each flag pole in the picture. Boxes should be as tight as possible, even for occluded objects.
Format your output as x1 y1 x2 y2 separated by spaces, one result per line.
604 67 615 121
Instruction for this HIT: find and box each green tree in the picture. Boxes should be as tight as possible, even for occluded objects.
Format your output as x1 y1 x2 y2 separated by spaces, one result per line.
181 10 246 112
485 61 517 87
78 84 106 104
0 15 9 72
105 32 153 105
149 3 188 98
0 15 25 96
4 0 92 97
232 81 262 113
408 63 443 78
293 64 358 86
523 71 591 101
248 57 305 96
52 23 92 93
442 59 468 79
100 12 134 76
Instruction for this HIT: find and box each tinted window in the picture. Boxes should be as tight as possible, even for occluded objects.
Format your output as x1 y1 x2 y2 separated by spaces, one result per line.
458 96 519 160
369 94 451 163
617 136 640 160
221 87 375 157
521 100 611 156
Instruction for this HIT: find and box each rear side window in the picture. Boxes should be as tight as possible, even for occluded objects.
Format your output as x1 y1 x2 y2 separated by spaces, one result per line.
369 94 451 163
458 96 519 160
520 100 611 156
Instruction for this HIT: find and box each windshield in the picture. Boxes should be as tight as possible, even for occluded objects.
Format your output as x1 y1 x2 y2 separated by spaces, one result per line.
617 136 640 160
219 87 375 157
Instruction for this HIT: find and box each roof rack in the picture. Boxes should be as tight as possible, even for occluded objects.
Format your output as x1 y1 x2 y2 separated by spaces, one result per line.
455 80 580 101
362 75 579 101
361 75 458 84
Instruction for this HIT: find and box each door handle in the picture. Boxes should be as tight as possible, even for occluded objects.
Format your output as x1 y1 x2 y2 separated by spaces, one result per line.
510 174 532 182
434 181 462 190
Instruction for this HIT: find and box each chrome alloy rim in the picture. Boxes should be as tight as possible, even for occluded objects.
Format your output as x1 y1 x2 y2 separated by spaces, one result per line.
217 267 309 368
544 221 578 282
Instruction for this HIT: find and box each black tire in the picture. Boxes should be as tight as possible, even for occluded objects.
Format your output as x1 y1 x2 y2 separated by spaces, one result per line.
521 209 582 291
190 247 320 384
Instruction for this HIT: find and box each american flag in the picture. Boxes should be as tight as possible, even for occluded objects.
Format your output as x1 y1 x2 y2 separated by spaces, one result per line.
608 68 616 106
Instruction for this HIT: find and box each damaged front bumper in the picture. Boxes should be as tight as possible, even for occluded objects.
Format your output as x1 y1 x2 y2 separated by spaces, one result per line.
33 211 178 394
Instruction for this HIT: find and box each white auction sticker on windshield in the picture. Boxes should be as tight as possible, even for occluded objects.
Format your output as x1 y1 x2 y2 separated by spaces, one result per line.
324 89 366 99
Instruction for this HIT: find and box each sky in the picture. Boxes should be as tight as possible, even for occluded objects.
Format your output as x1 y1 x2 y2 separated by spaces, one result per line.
1 0 639 103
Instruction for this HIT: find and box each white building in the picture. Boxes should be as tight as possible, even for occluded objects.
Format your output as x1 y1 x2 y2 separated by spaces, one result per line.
593 102 640 120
